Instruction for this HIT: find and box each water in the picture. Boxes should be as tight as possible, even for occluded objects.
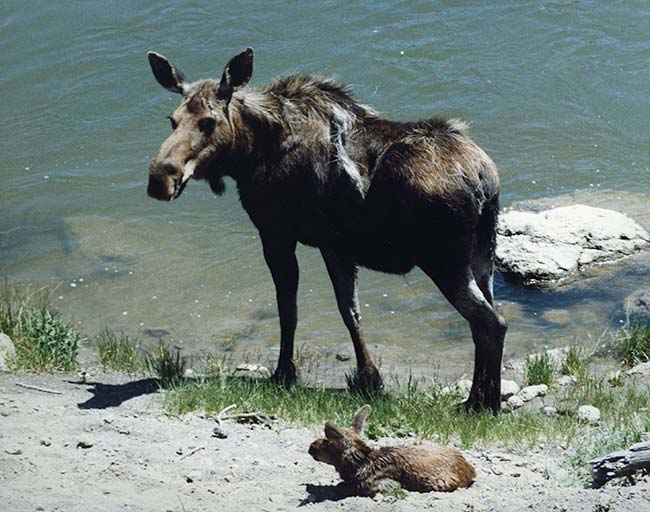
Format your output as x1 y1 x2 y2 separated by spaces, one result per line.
2 1 649 382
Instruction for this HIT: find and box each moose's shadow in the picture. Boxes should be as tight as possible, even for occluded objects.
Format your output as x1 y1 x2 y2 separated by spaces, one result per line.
70 378 158 409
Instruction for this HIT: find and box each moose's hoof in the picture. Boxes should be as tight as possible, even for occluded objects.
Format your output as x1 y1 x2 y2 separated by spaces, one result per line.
348 365 384 397
271 361 297 387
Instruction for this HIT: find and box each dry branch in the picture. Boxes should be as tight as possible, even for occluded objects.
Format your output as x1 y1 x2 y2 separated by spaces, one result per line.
16 382 63 395
590 441 650 486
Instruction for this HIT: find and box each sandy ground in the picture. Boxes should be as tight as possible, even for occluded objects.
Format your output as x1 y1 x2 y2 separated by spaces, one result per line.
1 370 648 512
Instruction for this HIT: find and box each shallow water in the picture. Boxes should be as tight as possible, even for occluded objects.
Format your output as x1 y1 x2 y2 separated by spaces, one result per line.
2 1 649 382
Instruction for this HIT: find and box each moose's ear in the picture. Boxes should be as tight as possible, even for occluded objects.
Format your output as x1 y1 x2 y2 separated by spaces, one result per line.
324 421 345 441
147 51 187 94
217 47 254 99
351 404 371 434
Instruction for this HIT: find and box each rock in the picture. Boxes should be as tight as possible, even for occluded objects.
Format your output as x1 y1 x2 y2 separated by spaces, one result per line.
40 438 52 447
507 395 525 410
518 384 548 402
496 205 650 286
543 406 558 417
234 363 271 379
0 333 16 371
558 375 577 386
624 289 650 323
5 448 22 455
77 438 95 449
500 379 520 399
185 470 202 483
626 362 650 376
212 426 229 439
577 405 601 424
335 352 351 362
183 368 196 378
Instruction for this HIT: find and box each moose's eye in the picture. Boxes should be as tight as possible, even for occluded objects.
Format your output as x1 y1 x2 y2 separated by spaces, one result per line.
167 116 178 130
198 117 216 135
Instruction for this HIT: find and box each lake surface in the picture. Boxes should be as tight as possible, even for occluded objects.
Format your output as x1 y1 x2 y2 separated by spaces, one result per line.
2 1 649 383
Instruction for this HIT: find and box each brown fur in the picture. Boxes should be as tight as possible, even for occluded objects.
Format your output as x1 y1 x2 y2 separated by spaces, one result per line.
146 49 507 412
309 405 475 496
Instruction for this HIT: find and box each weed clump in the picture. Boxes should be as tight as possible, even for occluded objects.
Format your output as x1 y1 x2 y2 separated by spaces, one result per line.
617 323 650 367
145 340 187 388
96 328 142 373
1 283 80 371
525 351 555 386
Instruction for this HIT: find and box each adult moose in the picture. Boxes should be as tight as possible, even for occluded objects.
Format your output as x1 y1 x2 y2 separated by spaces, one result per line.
146 48 507 412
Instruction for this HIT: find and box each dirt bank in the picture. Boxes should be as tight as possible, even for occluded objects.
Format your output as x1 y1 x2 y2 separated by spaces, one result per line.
1 371 648 512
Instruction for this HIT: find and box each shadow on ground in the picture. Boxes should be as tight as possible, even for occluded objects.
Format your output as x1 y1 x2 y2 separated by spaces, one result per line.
71 378 159 409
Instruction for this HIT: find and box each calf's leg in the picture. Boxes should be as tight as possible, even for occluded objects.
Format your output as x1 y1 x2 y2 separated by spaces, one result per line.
321 249 383 394
262 236 299 385
421 262 507 413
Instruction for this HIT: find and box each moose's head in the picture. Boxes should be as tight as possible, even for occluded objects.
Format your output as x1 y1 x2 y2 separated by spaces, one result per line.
146 48 254 201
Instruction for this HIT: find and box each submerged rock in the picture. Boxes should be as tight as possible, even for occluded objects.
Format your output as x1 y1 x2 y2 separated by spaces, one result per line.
624 289 650 323
496 205 650 287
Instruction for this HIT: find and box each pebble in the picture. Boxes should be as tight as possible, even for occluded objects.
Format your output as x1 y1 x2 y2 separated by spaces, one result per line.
40 438 52 447
186 470 202 483
543 406 558 417
213 426 229 439
491 465 504 476
77 438 95 449
335 353 351 362
577 405 600 424
5 448 23 455
558 375 577 386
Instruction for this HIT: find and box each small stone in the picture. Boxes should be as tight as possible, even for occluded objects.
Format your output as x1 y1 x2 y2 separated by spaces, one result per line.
500 379 520 399
558 375 577 386
577 405 600 424
335 353 351 362
5 448 22 455
77 438 95 449
543 406 558 417
212 426 229 439
186 470 202 483
518 384 548 402
442 379 473 399
507 395 525 409
184 368 195 378
40 438 52 447
234 363 271 378
103 415 115 424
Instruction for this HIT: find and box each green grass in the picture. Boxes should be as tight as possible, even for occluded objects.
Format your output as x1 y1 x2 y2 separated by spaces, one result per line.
1 282 80 371
96 328 143 373
525 351 555 386
145 340 187 388
562 344 589 379
618 322 650 368
161 360 650 483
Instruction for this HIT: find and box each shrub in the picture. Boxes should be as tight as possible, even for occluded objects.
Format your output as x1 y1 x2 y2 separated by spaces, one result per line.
145 340 187 388
96 328 142 372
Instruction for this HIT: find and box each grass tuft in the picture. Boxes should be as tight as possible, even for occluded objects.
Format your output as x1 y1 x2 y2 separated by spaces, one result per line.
145 340 187 389
562 344 588 378
1 282 80 371
96 328 143 373
617 322 650 368
525 351 555 386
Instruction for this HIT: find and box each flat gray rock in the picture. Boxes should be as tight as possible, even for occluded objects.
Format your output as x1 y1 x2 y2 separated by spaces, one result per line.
0 333 16 372
496 205 650 286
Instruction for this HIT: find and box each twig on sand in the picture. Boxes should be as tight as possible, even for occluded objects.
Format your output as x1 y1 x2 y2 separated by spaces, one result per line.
16 382 62 395
179 446 205 460
222 412 277 425
215 403 237 424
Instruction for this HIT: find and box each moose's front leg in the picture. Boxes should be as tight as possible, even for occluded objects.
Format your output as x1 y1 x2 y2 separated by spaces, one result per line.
321 249 383 395
262 236 299 386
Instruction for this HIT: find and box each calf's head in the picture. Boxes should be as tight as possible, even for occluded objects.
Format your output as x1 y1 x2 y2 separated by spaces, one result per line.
146 48 254 201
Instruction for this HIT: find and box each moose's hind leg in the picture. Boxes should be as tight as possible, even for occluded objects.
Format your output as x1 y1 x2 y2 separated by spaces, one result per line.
421 262 507 413
321 249 383 394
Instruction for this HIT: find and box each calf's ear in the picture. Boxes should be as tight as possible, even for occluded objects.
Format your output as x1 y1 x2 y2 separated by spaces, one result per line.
147 51 187 94
352 404 371 434
217 48 254 99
